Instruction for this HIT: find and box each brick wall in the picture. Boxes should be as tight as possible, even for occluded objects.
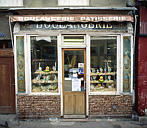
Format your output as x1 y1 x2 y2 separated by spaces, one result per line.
89 95 133 117
17 95 133 119
17 95 60 119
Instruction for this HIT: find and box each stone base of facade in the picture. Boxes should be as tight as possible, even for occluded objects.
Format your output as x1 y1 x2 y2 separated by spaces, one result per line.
17 95 60 119
89 95 133 116
17 95 133 119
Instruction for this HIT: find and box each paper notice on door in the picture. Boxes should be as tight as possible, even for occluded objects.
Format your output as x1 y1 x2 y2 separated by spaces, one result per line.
78 63 84 74
72 79 81 91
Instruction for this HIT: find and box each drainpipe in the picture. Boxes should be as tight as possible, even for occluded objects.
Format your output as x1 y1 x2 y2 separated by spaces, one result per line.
132 10 138 119
126 0 138 117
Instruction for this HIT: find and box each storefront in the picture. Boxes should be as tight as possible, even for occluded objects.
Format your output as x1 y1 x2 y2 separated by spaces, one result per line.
11 13 134 118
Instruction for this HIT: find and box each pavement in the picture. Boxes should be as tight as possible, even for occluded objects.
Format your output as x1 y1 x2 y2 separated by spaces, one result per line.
0 114 147 128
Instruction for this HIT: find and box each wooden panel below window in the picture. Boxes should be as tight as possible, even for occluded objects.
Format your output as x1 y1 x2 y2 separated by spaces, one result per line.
64 92 85 115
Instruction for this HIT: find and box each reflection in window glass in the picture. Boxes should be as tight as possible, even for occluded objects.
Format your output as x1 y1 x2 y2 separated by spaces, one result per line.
123 36 131 92
64 50 85 92
0 41 12 49
31 36 58 93
90 36 117 92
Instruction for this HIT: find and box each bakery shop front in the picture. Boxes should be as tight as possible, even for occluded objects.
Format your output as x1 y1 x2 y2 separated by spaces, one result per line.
11 14 134 119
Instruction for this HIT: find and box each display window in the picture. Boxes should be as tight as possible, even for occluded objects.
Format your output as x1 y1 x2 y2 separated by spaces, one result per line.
30 36 58 93
90 36 117 92
14 33 133 95
123 36 131 92
16 36 26 93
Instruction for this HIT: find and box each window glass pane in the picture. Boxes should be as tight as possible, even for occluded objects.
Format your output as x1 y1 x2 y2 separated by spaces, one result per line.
0 43 3 48
7 41 12 48
31 36 58 93
58 0 89 6
90 36 117 92
123 36 131 92
16 36 25 93
0 0 23 6
0 40 12 49
64 50 85 92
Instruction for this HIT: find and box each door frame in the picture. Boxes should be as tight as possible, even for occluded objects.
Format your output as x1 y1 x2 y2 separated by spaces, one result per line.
62 48 86 117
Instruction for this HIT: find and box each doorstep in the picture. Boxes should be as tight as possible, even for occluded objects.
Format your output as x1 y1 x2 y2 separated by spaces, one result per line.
59 118 131 122
60 118 92 122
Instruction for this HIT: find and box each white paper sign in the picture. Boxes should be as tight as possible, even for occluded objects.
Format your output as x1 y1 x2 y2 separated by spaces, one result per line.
72 79 81 91
78 63 84 68
78 63 84 74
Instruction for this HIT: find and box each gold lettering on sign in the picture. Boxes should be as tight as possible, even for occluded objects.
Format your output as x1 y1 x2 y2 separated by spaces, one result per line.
95 24 102 28
44 24 51 28
106 23 113 28
88 23 95 28
36 24 43 28
52 24 58 28
31 23 114 30
103 24 106 28
81 24 88 28
67 24 74 28
59 24 67 28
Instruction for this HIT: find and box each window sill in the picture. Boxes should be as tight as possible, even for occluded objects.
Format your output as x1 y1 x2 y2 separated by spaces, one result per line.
17 92 60 96
89 91 133 95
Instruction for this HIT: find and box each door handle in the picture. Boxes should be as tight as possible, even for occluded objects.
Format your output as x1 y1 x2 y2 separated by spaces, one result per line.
11 84 15 86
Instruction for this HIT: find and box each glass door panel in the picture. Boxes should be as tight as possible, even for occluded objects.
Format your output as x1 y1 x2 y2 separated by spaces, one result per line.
64 50 85 92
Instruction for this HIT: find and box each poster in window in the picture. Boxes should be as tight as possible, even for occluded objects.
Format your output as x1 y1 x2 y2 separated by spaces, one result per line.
72 79 81 91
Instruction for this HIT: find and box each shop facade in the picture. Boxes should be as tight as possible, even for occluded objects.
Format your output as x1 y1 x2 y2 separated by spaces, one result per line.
11 12 135 118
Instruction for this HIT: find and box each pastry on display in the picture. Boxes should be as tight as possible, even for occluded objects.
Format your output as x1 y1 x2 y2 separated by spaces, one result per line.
44 66 50 72
100 68 103 73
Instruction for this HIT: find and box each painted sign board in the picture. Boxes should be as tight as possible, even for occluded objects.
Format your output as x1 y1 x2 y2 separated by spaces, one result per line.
20 23 127 31
11 14 134 22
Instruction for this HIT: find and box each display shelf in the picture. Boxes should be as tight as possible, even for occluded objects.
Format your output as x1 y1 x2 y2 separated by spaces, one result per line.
32 59 55 62
90 80 114 84
34 71 58 74
32 79 58 84
32 87 58 92
90 88 116 92
90 72 116 76
90 71 116 92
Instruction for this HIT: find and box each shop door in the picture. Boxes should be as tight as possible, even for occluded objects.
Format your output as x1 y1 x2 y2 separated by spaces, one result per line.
62 49 86 118
0 57 15 113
